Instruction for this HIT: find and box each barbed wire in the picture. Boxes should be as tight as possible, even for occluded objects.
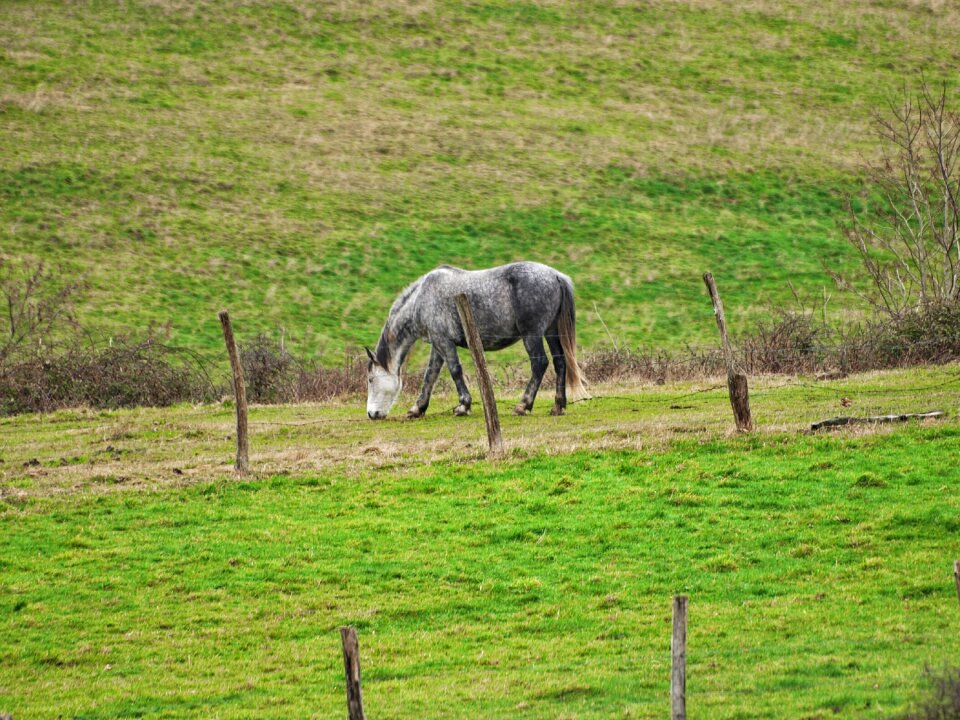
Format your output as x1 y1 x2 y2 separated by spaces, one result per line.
378 333 960 353
230 368 958 431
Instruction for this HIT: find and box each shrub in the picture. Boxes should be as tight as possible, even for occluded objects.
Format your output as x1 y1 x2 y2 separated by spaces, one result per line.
240 333 297 403
581 346 724 385
856 301 960 368
0 256 85 363
238 334 422 404
0 339 215 415
740 308 834 375
899 665 960 720
4 305 960 417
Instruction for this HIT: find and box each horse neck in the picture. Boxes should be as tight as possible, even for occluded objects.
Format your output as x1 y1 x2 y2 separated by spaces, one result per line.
375 304 418 373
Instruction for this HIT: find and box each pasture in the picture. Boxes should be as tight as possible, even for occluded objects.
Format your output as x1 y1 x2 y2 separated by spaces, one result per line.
4 1 960 359
3 367 960 718
5 1 960 717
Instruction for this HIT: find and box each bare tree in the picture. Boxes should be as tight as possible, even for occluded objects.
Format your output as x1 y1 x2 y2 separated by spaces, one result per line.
837 79 960 316
0 257 86 363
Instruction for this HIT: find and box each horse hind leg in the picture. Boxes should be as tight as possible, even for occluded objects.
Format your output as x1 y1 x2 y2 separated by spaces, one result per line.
546 328 566 416
515 335 549 416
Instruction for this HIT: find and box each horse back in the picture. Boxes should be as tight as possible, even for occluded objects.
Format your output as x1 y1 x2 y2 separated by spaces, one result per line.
419 262 564 348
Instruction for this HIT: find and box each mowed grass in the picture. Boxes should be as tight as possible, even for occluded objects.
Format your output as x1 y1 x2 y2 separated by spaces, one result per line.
2 367 960 718
4 1 960 359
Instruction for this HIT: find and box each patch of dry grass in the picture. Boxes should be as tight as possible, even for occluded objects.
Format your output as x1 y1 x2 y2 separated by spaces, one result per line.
2 365 956 499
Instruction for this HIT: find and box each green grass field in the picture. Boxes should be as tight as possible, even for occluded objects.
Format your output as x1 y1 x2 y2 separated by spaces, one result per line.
3 368 960 718
4 1 960 360
5 3 960 718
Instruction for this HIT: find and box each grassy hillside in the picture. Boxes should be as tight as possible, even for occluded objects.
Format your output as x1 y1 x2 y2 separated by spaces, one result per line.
3 1 960 361
2 368 960 717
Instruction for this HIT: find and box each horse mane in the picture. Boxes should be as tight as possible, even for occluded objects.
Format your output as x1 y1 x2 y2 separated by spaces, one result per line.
374 277 422 369
373 335 392 369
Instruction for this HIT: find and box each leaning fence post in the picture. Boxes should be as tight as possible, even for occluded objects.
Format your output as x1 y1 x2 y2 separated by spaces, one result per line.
703 272 753 432
340 626 367 720
455 293 505 457
218 310 250 474
672 595 688 720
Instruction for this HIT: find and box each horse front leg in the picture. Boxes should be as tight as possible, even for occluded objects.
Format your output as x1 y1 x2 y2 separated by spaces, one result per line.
439 342 472 416
408 345 445 418
515 335 549 416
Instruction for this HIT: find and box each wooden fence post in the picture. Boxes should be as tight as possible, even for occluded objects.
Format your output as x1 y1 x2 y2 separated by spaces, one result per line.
703 273 753 432
455 293 505 457
218 310 250 474
954 560 960 608
672 595 688 720
340 626 367 720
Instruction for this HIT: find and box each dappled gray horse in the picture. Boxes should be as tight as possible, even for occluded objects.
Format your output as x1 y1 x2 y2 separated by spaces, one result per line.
365 261 589 419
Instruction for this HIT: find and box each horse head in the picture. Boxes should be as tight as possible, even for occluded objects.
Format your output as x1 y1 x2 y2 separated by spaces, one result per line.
365 346 402 419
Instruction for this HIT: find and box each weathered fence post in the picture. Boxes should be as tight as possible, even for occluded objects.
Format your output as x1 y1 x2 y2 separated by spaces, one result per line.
455 293 505 457
703 273 753 432
672 595 688 720
954 560 960 608
340 626 367 720
218 310 250 474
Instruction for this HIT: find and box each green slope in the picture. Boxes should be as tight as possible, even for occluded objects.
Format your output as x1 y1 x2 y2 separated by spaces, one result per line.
2 1 958 361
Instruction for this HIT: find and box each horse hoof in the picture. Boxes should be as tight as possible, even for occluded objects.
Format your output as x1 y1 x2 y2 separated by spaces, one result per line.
407 407 423 419
513 404 530 416
550 405 565 416
453 405 470 417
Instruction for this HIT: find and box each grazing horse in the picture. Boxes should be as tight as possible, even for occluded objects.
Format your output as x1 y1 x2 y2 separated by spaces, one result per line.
365 261 589 419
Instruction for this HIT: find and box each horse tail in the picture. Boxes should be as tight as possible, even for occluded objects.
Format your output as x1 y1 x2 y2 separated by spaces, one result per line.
556 275 590 402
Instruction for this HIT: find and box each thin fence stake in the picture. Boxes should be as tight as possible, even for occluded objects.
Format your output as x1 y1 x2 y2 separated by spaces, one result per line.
954 560 960 608
455 293 505 457
340 626 367 720
218 310 250 474
672 595 688 720
703 272 753 432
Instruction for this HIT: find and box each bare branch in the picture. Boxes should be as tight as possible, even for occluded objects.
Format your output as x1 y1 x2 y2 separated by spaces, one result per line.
837 78 960 314
0 257 87 363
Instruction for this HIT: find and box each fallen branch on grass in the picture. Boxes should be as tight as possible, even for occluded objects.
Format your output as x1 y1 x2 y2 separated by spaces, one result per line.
811 411 945 431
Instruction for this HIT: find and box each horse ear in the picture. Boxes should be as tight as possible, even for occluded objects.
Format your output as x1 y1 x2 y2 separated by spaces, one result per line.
364 346 376 365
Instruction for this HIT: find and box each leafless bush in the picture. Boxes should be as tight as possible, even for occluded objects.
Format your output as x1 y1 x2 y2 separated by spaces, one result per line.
736 301 960 375
740 308 835 374
579 294 960 383
837 79 960 316
240 333 297 403
0 339 215 415
581 346 725 384
847 300 960 369
293 354 375 402
239 335 423 404
899 666 960 720
0 257 86 362
4 304 960 416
